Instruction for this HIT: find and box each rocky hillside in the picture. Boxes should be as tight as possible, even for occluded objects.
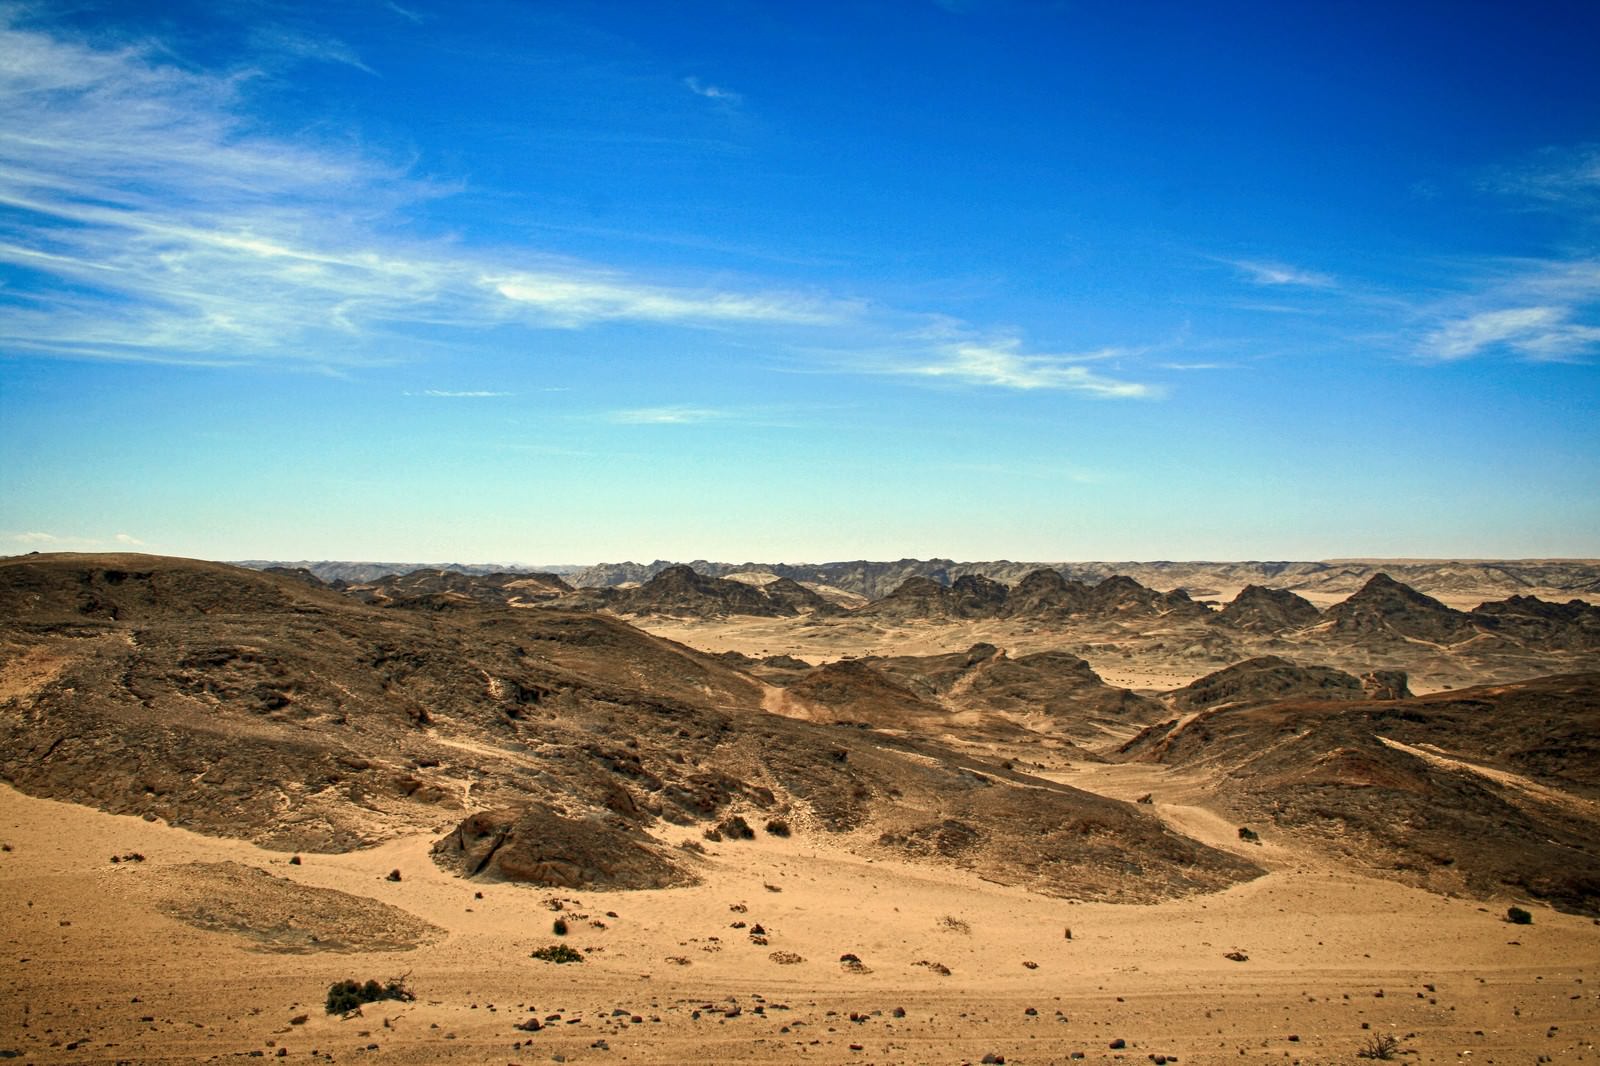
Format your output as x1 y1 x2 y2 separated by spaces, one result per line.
1118 673 1600 915
0 553 1259 902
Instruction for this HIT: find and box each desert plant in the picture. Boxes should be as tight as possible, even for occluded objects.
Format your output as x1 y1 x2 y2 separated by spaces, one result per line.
1356 1033 1401 1060
1507 905 1533 925
325 976 413 1014
1237 826 1259 842
552 917 568 936
764 817 791 837
718 815 755 839
530 944 584 964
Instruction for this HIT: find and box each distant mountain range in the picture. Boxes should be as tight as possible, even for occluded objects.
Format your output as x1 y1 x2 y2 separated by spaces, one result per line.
236 557 1600 601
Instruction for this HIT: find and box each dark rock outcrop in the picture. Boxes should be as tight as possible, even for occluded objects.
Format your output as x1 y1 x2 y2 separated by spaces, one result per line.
1213 584 1320 632
1321 573 1477 643
431 805 688 888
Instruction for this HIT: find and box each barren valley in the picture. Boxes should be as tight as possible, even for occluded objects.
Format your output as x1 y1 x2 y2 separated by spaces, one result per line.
2 554 1597 1065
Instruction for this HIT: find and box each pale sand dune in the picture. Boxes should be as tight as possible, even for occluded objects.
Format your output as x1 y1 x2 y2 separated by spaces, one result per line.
4 775 1597 1064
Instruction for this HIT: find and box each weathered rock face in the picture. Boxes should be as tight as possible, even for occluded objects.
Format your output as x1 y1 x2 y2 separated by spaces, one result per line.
431 805 689 889
1214 584 1321 632
1361 669 1412 700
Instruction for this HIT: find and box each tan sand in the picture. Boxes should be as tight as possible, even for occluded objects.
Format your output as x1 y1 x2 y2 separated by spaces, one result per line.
3 769 1596 1065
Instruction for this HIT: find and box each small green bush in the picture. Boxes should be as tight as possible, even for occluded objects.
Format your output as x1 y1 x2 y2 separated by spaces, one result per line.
325 977 413 1014
531 944 585 964
1507 905 1533 925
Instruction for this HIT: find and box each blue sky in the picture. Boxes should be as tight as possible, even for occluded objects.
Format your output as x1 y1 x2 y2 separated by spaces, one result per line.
2 0 1598 564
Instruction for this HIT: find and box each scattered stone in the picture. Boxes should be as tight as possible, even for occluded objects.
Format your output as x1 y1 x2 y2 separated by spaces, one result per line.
386 869 401 882
1223 950 1248 962
1110 1038 1127 1049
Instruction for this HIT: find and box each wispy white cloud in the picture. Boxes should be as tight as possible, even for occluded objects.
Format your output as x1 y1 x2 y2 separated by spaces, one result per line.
1403 148 1600 364
1481 143 1600 214
489 271 835 327
0 12 1161 400
251 26 377 75
1229 259 1336 288
1405 247 1600 364
607 405 727 425
900 338 1156 398
1420 304 1600 362
0 15 833 366
1159 361 1239 371
2 530 147 550
683 76 741 104
385 2 425 25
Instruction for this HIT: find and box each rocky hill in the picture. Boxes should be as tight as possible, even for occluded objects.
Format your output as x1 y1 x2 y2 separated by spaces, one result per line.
1118 673 1600 914
344 568 572 610
856 570 1213 623
1162 655 1412 712
1471 595 1600 651
1319 572 1479 643
575 564 837 619
1212 584 1321 632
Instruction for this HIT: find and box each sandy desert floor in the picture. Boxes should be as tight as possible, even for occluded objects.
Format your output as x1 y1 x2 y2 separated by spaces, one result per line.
641 616 1227 694
4 760 1597 1066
